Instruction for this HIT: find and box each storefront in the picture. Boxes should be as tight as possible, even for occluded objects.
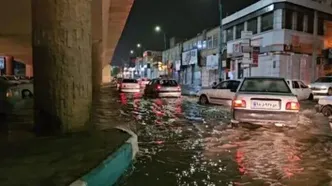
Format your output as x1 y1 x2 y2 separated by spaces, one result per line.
202 54 219 87
181 49 198 85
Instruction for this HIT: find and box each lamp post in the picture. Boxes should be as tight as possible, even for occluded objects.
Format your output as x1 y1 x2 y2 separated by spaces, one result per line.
218 0 224 81
154 25 167 50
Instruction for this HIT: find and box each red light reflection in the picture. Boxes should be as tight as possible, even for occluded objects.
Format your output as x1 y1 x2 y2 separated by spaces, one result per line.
120 93 127 105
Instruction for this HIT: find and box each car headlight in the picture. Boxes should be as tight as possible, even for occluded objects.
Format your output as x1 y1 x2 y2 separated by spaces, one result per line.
308 85 311 88
6 89 13 98
321 86 327 89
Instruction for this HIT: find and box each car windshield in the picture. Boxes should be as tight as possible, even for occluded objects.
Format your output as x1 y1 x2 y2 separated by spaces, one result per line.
159 80 178 86
315 77 332 83
239 78 291 93
122 79 137 83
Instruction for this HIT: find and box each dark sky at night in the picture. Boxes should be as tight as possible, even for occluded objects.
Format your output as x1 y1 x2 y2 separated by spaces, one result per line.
112 0 259 66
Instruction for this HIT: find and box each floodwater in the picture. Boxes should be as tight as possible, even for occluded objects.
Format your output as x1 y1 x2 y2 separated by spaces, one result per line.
2 86 332 186
114 90 332 186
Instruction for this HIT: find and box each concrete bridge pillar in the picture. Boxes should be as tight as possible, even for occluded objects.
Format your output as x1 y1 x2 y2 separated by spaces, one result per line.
31 0 92 134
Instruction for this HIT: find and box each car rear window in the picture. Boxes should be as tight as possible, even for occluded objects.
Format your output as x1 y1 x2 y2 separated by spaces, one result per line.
315 77 332 83
239 78 291 93
122 79 138 83
159 80 178 86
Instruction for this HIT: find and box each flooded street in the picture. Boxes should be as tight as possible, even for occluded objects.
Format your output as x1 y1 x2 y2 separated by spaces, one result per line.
110 89 332 186
3 86 332 186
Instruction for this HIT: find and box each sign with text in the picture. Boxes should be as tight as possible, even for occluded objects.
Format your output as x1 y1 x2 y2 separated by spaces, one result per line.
206 54 219 70
252 47 260 67
182 49 198 65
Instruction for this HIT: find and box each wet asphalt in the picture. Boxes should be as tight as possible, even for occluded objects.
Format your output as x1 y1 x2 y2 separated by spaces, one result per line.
113 89 332 186
2 86 332 186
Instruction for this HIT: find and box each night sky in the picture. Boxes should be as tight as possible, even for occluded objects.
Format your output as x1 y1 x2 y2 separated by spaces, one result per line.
112 0 259 66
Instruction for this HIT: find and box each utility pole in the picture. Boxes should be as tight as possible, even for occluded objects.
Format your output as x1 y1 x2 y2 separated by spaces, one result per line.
218 0 223 80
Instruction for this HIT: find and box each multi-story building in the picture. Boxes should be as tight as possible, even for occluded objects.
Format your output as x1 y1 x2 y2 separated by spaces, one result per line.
163 0 332 86
224 0 332 84
162 42 182 81
142 50 162 79
200 27 221 87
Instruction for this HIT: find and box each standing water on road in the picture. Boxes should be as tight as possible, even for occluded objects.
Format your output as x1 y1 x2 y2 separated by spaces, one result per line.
110 89 332 186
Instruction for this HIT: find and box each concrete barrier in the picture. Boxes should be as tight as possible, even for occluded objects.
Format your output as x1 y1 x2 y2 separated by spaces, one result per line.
69 127 138 186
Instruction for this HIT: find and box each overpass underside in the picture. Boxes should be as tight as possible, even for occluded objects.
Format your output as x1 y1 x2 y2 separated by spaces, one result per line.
0 0 133 134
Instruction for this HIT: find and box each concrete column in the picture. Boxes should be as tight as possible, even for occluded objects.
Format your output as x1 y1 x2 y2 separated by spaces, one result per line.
244 21 248 31
5 56 13 75
31 0 92 134
312 10 318 82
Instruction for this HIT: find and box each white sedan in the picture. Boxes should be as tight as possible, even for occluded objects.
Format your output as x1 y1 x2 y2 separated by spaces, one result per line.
118 79 140 93
231 77 299 128
286 79 313 100
198 80 241 106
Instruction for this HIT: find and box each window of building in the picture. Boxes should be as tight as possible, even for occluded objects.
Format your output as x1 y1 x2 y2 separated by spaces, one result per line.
207 36 213 48
247 18 258 34
307 15 314 33
297 12 304 31
212 34 218 48
318 18 324 35
283 9 293 29
261 12 274 32
226 28 233 42
202 40 207 48
235 23 244 39
197 40 202 49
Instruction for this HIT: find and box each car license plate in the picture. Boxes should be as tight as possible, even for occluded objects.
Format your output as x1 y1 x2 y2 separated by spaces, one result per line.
251 100 280 110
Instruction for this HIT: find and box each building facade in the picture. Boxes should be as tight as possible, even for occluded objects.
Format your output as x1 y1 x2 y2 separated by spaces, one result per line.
162 0 332 87
162 43 182 81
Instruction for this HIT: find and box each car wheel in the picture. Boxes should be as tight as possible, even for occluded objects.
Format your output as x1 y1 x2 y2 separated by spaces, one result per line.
22 90 33 99
199 95 208 104
322 105 332 117
328 88 332 96
308 93 314 100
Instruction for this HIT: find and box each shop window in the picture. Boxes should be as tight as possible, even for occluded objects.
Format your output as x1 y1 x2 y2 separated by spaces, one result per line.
297 12 304 31
261 12 274 32
226 28 233 42
235 23 244 39
283 9 293 29
247 18 258 34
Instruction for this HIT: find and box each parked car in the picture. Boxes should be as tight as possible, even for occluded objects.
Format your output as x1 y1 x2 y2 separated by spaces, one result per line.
315 96 332 117
118 79 140 93
308 76 332 99
144 78 181 98
286 79 313 100
231 77 300 128
198 80 241 106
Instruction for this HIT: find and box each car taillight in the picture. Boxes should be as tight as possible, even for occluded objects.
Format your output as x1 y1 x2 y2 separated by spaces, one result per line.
156 85 161 90
232 99 246 108
286 102 300 110
121 84 126 88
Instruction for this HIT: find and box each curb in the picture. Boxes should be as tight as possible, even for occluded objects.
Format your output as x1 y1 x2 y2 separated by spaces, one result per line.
69 127 138 186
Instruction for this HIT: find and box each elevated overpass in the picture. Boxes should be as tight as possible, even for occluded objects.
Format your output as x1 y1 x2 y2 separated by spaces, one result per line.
0 0 134 133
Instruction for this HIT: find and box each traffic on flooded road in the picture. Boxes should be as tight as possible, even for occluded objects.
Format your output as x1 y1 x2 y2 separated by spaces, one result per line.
101 81 332 186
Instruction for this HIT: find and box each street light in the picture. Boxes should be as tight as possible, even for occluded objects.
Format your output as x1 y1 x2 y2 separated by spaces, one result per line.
154 25 167 50
137 43 141 48
155 26 161 32
130 50 134 54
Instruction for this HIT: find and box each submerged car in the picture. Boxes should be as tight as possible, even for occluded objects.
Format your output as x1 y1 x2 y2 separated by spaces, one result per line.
118 79 140 93
231 77 300 128
308 76 332 99
315 96 332 117
144 78 181 98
